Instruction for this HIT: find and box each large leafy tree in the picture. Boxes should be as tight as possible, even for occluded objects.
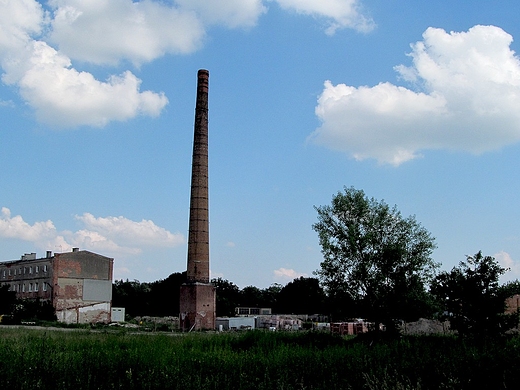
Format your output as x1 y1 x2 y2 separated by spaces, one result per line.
277 277 327 315
212 277 240 317
431 251 516 336
0 285 16 315
313 187 438 327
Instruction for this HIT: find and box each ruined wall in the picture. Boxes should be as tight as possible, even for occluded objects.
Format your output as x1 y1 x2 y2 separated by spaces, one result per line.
53 250 113 324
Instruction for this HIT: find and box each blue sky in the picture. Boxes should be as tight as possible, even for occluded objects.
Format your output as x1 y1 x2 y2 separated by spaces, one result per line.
2 0 520 288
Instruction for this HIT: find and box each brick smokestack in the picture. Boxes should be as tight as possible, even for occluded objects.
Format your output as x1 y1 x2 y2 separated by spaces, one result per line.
187 69 210 283
179 69 215 330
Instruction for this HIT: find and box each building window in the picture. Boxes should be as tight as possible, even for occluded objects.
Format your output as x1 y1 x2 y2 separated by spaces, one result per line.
34 283 39 292
2 270 5 278
22 284 25 292
43 283 47 292
28 283 32 292
19 268 22 275
8 269 11 276
14 268 17 276
35 266 39 274
29 267 33 274
43 265 48 273
24 267 26 275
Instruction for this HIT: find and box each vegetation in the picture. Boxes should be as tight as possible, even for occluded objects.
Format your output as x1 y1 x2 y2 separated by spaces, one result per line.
1 328 520 389
277 276 327 315
0 285 55 324
112 272 187 317
3 185 520 388
431 251 518 336
313 187 438 326
0 284 16 314
112 275 327 318
4 187 519 345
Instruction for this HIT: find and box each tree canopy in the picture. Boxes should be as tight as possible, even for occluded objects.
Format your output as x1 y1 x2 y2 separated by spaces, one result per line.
313 187 438 325
431 251 517 336
277 277 326 315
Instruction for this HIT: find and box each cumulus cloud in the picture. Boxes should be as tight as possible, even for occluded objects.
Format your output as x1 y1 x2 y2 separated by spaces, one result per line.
0 0 44 54
176 0 266 29
496 251 520 283
273 267 307 282
310 25 520 165
10 41 168 127
48 0 205 65
0 207 56 241
0 207 184 258
76 213 185 247
275 0 374 34
0 0 169 128
0 0 374 128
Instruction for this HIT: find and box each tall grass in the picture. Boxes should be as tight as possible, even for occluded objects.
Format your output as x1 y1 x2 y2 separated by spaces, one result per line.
0 328 519 389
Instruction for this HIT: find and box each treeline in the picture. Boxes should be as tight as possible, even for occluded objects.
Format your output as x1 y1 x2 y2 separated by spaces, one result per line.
0 285 55 323
112 274 327 318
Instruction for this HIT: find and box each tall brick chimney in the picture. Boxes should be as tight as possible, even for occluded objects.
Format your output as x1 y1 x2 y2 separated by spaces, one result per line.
179 69 216 331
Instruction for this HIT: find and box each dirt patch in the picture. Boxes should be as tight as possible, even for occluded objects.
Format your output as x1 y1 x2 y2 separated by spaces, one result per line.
400 318 453 335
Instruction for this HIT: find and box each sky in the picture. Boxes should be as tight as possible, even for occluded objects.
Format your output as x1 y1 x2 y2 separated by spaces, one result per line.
1 0 520 288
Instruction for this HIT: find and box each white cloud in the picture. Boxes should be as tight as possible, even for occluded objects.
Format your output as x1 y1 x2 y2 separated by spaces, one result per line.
0 0 45 54
273 267 307 282
0 0 374 128
176 0 266 29
12 41 168 127
310 25 520 165
0 207 56 241
0 207 184 259
496 251 520 282
76 213 185 247
48 0 205 66
0 0 168 128
275 0 374 34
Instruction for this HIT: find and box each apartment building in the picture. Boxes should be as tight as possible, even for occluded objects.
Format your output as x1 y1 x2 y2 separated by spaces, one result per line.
0 248 113 324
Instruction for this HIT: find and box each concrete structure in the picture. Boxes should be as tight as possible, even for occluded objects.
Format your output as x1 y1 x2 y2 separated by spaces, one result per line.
179 69 216 331
330 320 370 335
216 317 255 331
255 315 302 331
0 248 113 324
236 307 272 316
111 307 125 322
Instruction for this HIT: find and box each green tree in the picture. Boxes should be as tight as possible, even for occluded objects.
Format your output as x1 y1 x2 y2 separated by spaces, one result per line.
277 277 327 315
313 187 438 328
431 251 515 336
262 283 282 311
0 285 16 315
149 272 187 316
112 279 152 317
212 277 240 317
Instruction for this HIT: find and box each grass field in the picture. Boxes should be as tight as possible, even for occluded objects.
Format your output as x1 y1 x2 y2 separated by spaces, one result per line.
0 327 519 389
